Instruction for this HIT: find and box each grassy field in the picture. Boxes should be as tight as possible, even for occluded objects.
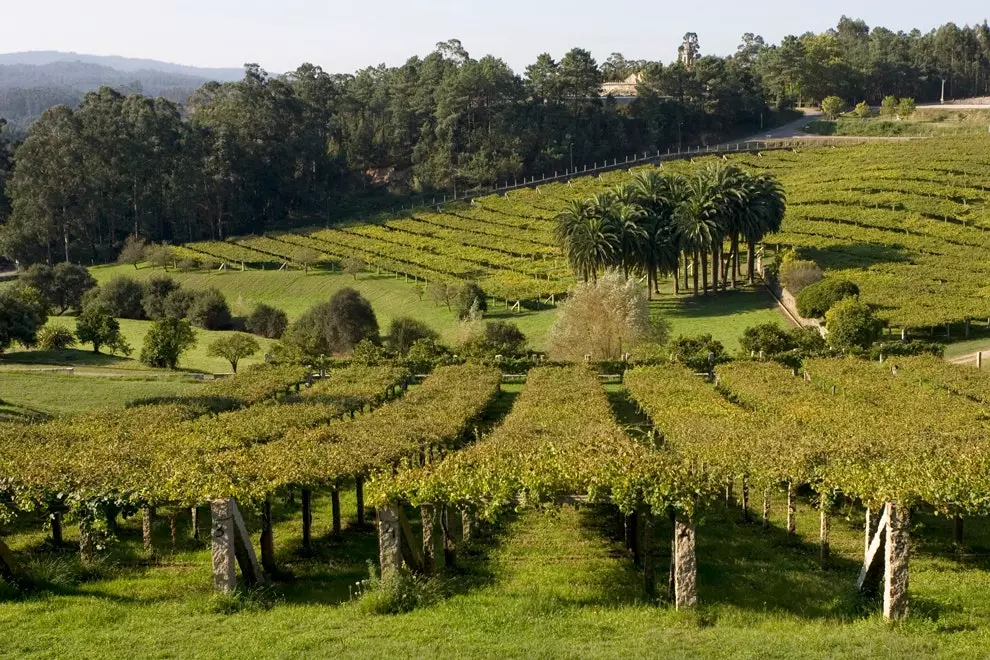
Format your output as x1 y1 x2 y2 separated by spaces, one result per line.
0 372 202 419
2 484 989 657
803 108 990 136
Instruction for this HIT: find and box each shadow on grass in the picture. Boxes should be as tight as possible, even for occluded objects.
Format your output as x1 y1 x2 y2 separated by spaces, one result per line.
1 348 137 369
650 285 779 321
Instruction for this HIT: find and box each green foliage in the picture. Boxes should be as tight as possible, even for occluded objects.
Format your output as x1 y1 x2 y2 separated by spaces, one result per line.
93 276 146 319
455 282 488 320
778 258 822 294
821 96 844 120
825 297 881 350
75 301 131 355
853 101 871 119
387 317 439 355
206 333 260 373
898 98 916 119
739 323 792 356
20 263 96 315
356 564 441 615
463 321 527 358
187 288 232 330
350 338 389 365
142 275 181 320
36 324 76 350
669 334 730 372
140 318 197 369
146 244 175 270
118 235 147 268
0 287 46 354
880 96 898 117
285 288 378 357
795 279 859 318
162 289 196 320
866 340 943 360
245 304 288 339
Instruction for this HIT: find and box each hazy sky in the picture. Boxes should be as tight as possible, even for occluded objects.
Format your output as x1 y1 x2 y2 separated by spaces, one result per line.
2 1 988 74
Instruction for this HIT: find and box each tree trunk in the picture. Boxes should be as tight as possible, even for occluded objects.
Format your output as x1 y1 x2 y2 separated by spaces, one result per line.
51 510 63 546
953 515 964 547
786 482 796 535
421 504 437 575
700 251 709 293
692 250 699 295
169 512 178 550
442 505 457 568
732 232 740 285
820 505 830 567
356 478 366 526
260 496 276 576
142 506 153 553
747 240 757 283
711 245 719 292
301 489 313 549
741 476 750 523
331 487 342 535
192 507 200 542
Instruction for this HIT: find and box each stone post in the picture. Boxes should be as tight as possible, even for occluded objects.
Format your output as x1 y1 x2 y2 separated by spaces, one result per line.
786 482 797 535
210 499 237 594
421 504 437 575
141 505 154 552
673 516 697 609
377 503 403 576
442 505 457 568
883 503 909 621
741 476 750 522
191 507 200 542
819 505 830 566
260 496 276 575
461 508 474 545
762 487 771 530
50 510 63 546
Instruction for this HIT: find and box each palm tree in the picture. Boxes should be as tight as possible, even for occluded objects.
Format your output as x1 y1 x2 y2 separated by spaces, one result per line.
555 198 618 282
632 171 687 297
675 174 719 295
698 164 747 291
740 173 786 283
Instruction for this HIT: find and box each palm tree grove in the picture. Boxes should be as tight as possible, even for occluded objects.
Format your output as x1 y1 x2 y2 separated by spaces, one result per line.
3 9 990 659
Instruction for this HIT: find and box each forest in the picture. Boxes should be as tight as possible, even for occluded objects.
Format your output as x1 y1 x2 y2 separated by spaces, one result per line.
0 17 989 265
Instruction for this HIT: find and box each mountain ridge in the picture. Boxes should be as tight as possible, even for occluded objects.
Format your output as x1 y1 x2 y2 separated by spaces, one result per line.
0 51 245 82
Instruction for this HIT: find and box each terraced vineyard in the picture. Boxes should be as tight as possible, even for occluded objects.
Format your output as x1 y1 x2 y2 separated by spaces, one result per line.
176 135 990 327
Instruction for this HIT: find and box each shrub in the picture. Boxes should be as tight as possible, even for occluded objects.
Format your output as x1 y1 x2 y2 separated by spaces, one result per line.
739 323 792 356
95 276 146 319
669 334 730 373
76 301 131 355
821 95 844 120
163 289 196 319
351 338 388 365
463 321 527 358
206 333 260 373
779 258 823 294
795 279 859 318
245 304 288 339
285 288 379 356
177 259 199 272
897 98 916 119
880 95 898 117
142 275 181 320
140 318 197 369
118 235 147 268
356 564 440 615
853 101 871 119
825 297 881 350
0 288 46 354
866 340 943 360
387 317 438 355
404 338 449 372
188 289 233 330
343 257 365 279
455 282 488 320
147 244 175 270
20 263 96 315
37 324 76 351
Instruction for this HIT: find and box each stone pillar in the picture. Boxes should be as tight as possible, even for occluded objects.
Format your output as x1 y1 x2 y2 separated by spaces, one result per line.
786 482 797 535
442 505 457 568
741 477 750 522
421 504 437 575
641 509 656 597
260 496 276 575
883 503 909 621
191 507 200 542
724 476 734 506
819 506 830 566
762 487 771 530
673 516 697 609
78 521 95 562
169 512 178 549
461 508 474 545
301 490 313 549
50 510 63 546
331 488 342 535
141 505 154 552
377 504 403 576
954 515 964 547
210 499 237 594
356 477 366 526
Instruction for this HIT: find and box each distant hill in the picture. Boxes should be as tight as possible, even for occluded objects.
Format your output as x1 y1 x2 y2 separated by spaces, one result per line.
0 52 246 139
0 51 244 83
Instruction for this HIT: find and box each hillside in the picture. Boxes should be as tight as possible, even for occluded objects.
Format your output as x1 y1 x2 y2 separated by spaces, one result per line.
0 51 243 82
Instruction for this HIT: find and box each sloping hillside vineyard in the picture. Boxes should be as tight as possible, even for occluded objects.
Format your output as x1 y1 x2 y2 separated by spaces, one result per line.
173 135 990 327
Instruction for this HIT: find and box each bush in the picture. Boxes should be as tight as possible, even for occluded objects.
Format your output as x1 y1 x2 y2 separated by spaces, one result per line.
821 95 844 120
387 317 438 355
351 338 389 365
866 340 943 360
142 275 181 320
177 259 199 272
163 289 196 319
356 564 440 615
853 101 871 119
285 288 379 356
897 98 916 119
94 276 146 319
795 279 859 318
188 289 233 330
739 323 792 356
880 95 898 117
206 333 260 373
140 318 197 369
463 321 527 358
21 263 96 315
825 297 881 350
37 324 76 351
455 282 488 320
669 334 730 373
245 304 288 339
147 244 175 270
779 258 823 294
0 288 46 354
404 338 449 373
76 301 131 355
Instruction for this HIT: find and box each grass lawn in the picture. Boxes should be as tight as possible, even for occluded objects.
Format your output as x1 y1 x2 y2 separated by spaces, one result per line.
2 484 989 657
0 372 203 418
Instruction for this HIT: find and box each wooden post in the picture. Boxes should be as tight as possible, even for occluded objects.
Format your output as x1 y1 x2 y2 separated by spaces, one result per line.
210 499 237 594
884 503 910 621
442 505 457 568
786 482 797 535
142 505 154 553
421 504 437 575
762 487 771 530
191 507 200 542
741 476 750 522
50 510 63 546
397 507 425 572
641 508 656 597
169 512 178 549
377 503 403 576
356 477 366 526
301 489 313 549
260 496 276 576
858 505 888 596
331 487 342 535
953 514 964 547
819 504 830 566
673 516 697 609
978 352 983 370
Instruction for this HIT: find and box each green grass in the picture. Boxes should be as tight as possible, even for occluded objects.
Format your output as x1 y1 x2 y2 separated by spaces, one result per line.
804 109 990 137
3 487 990 657
0 372 203 417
